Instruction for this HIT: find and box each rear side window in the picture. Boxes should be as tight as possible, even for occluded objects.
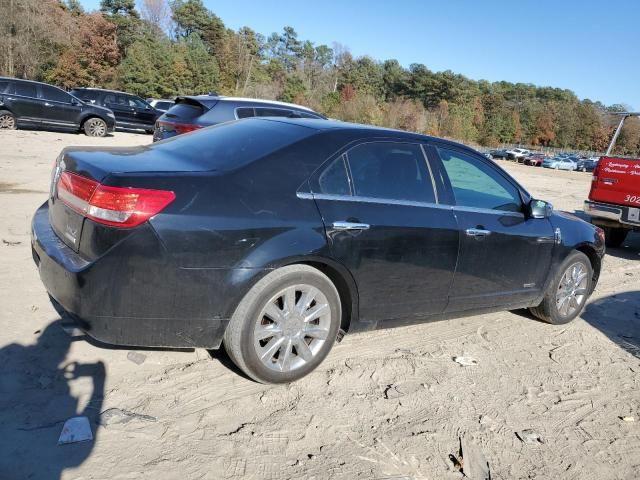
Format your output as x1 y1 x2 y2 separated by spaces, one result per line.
155 101 173 110
14 82 37 98
318 156 351 195
346 142 436 203
153 118 314 169
438 147 522 212
255 107 292 117
236 107 254 119
297 111 323 119
41 85 71 103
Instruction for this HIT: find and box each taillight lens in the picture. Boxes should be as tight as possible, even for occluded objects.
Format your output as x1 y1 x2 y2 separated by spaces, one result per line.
158 120 202 135
57 171 175 228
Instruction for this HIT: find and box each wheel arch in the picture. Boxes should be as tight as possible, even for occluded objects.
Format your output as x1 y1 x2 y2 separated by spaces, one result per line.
575 243 602 293
222 255 360 336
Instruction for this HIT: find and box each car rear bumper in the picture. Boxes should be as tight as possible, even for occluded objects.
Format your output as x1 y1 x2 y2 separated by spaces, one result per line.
31 202 232 349
584 200 640 228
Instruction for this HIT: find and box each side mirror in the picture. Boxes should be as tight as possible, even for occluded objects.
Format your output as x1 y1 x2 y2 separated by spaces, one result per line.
529 199 553 219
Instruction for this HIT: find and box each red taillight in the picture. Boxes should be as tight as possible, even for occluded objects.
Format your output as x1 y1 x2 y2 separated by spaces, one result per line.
158 120 202 135
57 171 175 228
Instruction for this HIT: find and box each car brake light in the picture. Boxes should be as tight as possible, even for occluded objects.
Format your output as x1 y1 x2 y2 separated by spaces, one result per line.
158 120 202 135
57 171 175 228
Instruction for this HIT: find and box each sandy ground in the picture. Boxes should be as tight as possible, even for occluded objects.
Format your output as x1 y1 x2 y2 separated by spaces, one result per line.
0 130 639 480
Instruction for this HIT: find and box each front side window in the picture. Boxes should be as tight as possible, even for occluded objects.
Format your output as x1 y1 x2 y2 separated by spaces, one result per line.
41 85 71 103
438 147 522 212
14 82 37 98
0 81 9 94
128 97 148 109
346 142 436 203
104 94 116 105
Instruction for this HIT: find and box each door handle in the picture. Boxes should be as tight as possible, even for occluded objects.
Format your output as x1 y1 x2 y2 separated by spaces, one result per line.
332 221 370 231
44 102 53 107
465 228 491 237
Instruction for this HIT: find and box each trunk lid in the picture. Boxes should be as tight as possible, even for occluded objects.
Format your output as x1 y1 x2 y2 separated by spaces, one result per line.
589 156 640 207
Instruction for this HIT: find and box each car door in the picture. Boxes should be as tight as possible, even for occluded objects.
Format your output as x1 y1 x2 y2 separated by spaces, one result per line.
431 145 554 312
39 85 81 128
104 94 133 126
8 81 43 123
309 140 460 325
128 95 157 127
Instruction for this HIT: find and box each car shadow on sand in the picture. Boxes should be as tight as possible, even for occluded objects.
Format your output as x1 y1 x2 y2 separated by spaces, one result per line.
581 291 640 359
0 320 105 479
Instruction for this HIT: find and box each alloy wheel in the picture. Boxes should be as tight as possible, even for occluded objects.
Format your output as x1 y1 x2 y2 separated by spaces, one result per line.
253 284 332 373
0 113 16 129
87 119 106 137
556 262 589 317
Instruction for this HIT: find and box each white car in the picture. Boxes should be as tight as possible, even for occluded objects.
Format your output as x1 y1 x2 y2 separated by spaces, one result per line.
506 148 531 160
147 98 175 113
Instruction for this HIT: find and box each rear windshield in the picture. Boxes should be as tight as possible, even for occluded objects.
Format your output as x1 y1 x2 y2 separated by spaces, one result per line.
152 118 315 170
164 101 207 121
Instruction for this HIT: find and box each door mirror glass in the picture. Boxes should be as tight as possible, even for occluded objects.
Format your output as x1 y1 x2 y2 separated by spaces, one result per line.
529 199 552 219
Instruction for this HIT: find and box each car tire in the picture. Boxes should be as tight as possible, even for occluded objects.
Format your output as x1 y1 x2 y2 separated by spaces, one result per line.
581 167 586 172
530 251 592 325
0 110 16 130
223 264 341 384
603 227 628 248
83 117 108 137
145 129 154 135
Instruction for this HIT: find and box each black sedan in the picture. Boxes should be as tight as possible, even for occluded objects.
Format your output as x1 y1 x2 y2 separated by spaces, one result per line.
32 118 605 383
488 149 509 159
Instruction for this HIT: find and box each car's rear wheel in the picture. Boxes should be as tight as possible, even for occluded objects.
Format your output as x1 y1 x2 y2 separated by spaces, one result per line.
0 110 16 130
603 227 628 248
84 117 107 137
530 251 592 324
223 265 341 384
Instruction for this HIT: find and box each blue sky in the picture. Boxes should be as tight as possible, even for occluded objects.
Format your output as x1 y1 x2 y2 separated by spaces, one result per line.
82 1 640 109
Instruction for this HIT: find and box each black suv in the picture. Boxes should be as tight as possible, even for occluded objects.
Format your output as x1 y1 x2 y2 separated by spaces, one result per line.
154 95 326 141
0 77 115 136
71 88 161 134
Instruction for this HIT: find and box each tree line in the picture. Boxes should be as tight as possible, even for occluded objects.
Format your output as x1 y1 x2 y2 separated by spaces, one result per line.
1 0 638 155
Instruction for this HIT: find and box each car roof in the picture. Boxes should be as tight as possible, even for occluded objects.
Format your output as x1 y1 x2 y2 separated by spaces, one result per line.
0 76 58 88
71 87 140 96
255 117 475 151
179 94 317 113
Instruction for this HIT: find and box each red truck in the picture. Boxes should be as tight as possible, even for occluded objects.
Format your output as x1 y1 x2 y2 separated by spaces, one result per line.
584 112 640 247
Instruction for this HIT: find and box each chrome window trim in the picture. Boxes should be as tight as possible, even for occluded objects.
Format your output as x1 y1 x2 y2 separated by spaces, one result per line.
296 191 525 218
419 144 439 204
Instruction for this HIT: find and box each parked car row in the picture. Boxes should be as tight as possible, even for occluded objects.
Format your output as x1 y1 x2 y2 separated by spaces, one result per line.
0 76 324 138
486 147 600 173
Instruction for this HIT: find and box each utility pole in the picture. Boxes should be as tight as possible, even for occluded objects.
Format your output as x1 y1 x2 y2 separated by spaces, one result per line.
606 112 640 155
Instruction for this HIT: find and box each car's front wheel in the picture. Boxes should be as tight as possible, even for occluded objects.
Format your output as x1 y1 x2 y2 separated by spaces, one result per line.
83 117 108 137
530 251 592 324
223 265 341 384
0 110 16 130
